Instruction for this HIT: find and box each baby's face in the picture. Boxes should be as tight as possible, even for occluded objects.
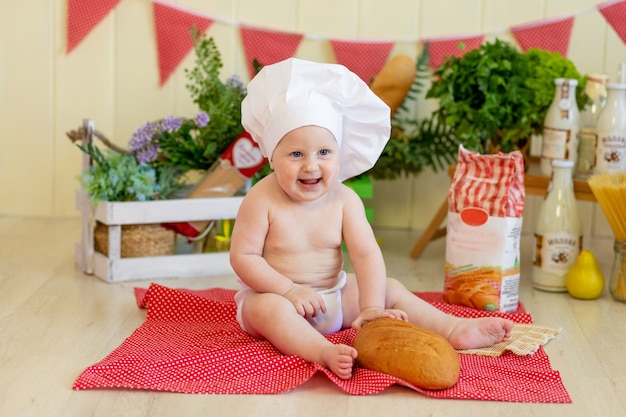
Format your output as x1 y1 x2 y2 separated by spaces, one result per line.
270 125 340 202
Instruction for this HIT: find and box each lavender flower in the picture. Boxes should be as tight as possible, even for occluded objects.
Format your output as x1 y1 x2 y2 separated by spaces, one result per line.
226 74 245 92
160 116 182 133
134 143 160 164
129 121 160 164
195 111 210 128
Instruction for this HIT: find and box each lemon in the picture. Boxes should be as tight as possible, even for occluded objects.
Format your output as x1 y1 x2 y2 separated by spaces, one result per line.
565 250 605 300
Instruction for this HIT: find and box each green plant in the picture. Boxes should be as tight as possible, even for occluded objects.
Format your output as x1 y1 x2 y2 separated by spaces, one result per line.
524 48 587 134
78 144 182 203
183 28 247 169
427 39 535 153
426 40 588 154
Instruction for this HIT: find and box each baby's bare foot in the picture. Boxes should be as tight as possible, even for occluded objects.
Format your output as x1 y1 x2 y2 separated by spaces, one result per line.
447 317 514 350
320 343 357 379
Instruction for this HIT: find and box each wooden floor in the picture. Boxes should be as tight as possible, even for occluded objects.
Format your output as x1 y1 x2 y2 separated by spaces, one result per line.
1 216 625 417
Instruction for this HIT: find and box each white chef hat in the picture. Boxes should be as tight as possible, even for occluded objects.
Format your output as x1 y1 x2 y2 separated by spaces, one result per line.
241 58 391 181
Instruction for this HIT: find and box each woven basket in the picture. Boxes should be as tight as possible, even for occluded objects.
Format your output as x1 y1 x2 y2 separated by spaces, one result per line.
94 222 176 258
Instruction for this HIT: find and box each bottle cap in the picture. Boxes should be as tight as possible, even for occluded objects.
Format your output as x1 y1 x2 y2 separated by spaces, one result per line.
554 78 578 86
551 159 574 168
606 82 626 90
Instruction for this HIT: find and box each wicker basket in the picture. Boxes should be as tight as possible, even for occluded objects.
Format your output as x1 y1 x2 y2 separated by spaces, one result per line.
94 222 176 258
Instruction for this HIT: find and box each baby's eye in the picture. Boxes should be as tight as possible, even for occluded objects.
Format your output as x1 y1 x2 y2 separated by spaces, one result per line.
290 151 302 157
319 149 329 156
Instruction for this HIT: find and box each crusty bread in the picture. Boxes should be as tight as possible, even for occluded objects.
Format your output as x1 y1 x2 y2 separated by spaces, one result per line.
353 318 460 390
444 276 500 311
369 54 416 116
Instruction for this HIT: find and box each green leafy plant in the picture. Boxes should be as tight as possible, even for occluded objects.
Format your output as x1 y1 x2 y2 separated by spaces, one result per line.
524 48 586 134
183 28 247 169
78 144 182 203
426 39 587 154
427 39 535 153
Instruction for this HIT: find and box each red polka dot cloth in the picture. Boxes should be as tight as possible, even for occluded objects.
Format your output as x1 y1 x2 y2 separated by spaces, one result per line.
72 284 571 402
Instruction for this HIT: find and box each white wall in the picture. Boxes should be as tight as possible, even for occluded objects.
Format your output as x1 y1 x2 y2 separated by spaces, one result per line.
0 0 623 240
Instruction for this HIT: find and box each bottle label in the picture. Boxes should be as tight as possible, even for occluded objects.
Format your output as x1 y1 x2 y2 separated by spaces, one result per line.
542 127 575 160
576 128 597 175
596 131 626 173
533 232 582 275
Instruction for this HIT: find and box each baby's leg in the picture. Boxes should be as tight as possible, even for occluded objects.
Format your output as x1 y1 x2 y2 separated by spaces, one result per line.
385 278 514 349
240 292 357 379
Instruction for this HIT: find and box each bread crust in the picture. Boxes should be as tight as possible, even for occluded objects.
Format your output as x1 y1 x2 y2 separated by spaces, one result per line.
369 54 416 115
353 318 460 390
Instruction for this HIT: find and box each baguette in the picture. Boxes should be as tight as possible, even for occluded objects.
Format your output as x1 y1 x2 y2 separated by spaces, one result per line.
369 54 417 115
353 318 460 390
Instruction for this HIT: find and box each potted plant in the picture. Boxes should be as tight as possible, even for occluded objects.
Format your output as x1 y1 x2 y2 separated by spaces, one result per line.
426 39 586 155
68 30 248 260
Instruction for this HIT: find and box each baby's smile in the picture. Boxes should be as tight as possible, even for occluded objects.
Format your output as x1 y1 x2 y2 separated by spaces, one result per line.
299 178 321 185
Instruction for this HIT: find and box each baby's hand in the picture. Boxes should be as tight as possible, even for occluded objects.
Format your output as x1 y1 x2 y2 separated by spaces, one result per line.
351 307 408 330
283 284 326 318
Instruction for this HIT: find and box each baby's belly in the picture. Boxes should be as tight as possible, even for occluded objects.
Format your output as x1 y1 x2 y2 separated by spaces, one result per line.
264 250 343 290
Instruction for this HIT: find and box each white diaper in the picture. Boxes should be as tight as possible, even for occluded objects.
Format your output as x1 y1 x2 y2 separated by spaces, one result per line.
235 271 347 336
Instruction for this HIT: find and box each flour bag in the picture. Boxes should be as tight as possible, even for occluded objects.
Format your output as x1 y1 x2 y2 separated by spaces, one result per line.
444 145 525 313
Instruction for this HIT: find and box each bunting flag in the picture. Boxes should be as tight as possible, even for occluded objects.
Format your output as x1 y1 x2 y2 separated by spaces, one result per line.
426 35 484 70
66 0 122 53
598 0 626 44
240 26 304 78
510 15 575 56
152 1 214 86
329 40 394 84
67 1 626 88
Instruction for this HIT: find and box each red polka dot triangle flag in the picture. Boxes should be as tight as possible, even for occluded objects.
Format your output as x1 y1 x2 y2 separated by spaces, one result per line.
329 40 394 84
72 284 571 402
598 0 626 45
66 0 121 53
425 35 484 70
510 15 575 56
240 26 304 79
152 0 214 86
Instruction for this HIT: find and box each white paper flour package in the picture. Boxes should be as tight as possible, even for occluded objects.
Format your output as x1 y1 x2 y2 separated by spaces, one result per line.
444 145 525 313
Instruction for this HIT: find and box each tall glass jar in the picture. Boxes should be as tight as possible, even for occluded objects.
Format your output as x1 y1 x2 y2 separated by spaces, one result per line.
541 78 581 177
610 239 626 302
576 73 608 178
532 160 583 292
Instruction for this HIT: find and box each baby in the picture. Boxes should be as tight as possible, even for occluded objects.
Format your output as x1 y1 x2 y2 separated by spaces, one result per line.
230 58 513 380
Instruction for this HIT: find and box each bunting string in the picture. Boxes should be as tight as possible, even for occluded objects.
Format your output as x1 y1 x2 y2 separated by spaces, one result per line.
66 0 626 86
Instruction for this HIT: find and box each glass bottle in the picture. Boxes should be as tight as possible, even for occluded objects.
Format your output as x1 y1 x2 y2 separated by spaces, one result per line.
532 160 583 292
610 239 626 302
541 78 581 177
595 65 626 175
576 73 608 178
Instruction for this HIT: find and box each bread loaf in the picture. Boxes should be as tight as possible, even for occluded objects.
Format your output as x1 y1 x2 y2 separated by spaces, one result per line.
443 275 500 311
369 54 416 116
353 318 460 390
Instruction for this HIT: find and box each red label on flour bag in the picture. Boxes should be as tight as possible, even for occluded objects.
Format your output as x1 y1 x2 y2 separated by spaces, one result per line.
444 145 525 313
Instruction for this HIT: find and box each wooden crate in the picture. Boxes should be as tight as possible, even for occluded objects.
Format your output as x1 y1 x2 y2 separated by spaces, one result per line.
74 119 242 282
75 190 242 282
